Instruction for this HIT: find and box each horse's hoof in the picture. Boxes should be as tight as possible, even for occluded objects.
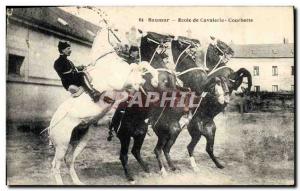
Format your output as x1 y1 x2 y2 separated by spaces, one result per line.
170 166 177 171
216 164 224 169
126 176 135 182
160 168 168 177
74 180 85 185
192 166 200 172
129 180 136 185
161 171 168 177
144 166 150 173
144 172 152 178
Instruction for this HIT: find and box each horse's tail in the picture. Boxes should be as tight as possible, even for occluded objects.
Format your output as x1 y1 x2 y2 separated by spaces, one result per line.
40 126 49 135
39 124 53 146
237 68 252 92
47 111 69 136
231 68 252 93
41 109 71 146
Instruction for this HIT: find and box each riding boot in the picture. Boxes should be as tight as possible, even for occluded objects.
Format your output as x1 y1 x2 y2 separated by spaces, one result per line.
82 74 101 102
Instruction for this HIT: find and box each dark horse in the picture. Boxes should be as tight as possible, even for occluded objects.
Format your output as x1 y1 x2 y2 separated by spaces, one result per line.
146 36 232 175
175 38 253 171
108 32 177 182
185 68 252 171
152 35 252 173
140 32 191 176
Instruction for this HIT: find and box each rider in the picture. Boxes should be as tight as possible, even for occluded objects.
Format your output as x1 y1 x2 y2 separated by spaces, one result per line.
126 46 140 64
54 41 101 102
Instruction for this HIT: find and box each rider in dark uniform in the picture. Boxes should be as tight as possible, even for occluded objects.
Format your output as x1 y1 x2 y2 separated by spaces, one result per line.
54 41 101 102
126 46 140 64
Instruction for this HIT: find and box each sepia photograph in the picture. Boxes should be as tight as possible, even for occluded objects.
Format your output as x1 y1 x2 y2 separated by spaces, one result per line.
6 6 294 186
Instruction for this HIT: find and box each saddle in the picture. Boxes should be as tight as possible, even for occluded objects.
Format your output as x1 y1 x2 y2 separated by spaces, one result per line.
68 70 94 98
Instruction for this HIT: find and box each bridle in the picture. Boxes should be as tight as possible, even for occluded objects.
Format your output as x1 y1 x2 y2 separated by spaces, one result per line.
175 41 232 77
174 41 206 77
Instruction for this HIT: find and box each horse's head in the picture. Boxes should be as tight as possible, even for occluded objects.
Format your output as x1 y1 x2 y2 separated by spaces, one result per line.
206 37 234 71
170 39 207 94
140 32 173 69
171 38 200 71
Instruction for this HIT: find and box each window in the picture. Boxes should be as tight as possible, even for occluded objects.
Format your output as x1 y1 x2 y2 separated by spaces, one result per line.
272 49 278 54
8 54 24 76
272 66 278 76
291 85 294 91
253 66 259 76
254 86 260 92
251 50 256 54
291 66 294 76
272 85 278 92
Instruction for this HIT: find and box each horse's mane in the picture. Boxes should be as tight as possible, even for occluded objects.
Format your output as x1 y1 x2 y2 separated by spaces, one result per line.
171 40 198 70
177 36 200 47
140 35 158 62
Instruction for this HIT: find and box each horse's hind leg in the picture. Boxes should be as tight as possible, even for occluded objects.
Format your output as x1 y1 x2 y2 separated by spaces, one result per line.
163 124 181 171
64 144 73 168
153 131 168 176
52 145 68 185
119 135 134 182
187 120 202 172
203 120 224 169
132 132 149 173
118 131 134 182
69 125 94 185
50 119 76 185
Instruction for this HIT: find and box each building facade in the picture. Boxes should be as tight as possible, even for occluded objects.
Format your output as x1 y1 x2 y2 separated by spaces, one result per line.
6 7 99 122
229 42 294 92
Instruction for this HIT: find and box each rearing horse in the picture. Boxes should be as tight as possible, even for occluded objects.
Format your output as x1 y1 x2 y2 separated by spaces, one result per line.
183 38 252 171
155 35 251 173
108 31 177 182
48 27 160 185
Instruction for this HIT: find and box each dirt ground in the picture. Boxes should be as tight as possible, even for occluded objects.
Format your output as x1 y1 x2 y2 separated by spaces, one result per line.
6 112 294 186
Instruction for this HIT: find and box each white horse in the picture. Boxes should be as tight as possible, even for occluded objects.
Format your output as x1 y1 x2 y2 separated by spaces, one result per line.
48 43 159 185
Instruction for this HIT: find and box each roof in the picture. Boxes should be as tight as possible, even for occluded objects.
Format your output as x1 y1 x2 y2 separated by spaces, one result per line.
8 7 99 44
231 43 294 58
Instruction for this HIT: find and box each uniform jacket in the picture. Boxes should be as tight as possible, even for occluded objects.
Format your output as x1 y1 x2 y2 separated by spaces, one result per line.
54 55 82 90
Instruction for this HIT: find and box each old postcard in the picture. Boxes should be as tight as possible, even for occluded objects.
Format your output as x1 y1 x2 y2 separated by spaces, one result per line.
6 6 294 186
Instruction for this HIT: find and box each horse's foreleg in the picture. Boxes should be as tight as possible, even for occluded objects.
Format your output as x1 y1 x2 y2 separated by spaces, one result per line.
187 120 202 172
163 126 181 171
119 136 133 182
154 133 168 176
132 133 149 173
69 125 94 185
204 121 224 169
